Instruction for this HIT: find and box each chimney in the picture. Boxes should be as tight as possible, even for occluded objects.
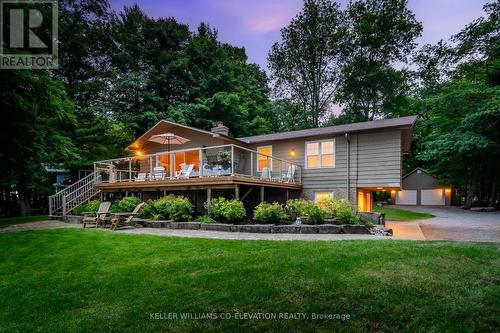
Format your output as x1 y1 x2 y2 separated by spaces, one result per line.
211 121 229 136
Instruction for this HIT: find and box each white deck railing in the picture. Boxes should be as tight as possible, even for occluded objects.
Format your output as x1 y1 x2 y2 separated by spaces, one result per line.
94 144 302 185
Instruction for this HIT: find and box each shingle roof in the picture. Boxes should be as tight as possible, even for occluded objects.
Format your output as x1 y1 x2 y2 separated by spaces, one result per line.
237 116 418 144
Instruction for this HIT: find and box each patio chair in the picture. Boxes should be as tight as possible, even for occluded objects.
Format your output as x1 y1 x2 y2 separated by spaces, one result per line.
111 202 145 230
281 165 296 183
135 173 147 181
83 201 111 228
175 163 194 179
151 166 166 180
260 167 271 180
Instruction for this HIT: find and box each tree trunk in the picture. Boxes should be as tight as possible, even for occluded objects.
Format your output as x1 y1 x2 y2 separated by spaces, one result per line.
18 189 31 217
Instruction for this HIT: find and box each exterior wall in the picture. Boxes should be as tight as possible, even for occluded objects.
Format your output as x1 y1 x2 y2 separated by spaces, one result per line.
395 169 451 206
249 130 403 204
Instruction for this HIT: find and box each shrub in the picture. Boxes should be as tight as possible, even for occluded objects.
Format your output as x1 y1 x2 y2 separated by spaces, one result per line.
73 199 101 216
152 195 175 219
113 196 140 212
322 199 359 224
285 199 315 220
206 198 246 222
138 201 156 219
253 202 286 223
306 205 326 224
166 196 193 222
195 215 217 224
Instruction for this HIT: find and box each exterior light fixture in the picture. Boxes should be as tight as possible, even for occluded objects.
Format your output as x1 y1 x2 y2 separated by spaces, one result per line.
290 149 296 156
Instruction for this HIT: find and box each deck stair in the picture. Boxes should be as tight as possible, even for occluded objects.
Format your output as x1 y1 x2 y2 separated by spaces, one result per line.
49 172 100 217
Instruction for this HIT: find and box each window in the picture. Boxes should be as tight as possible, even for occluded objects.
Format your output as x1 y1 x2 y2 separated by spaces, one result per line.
257 146 272 171
305 139 335 168
315 192 333 205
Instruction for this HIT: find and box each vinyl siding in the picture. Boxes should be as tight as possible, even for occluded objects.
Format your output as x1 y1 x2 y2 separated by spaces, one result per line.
248 130 402 196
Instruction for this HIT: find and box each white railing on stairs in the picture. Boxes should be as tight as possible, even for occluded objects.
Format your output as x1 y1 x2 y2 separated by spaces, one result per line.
49 171 100 216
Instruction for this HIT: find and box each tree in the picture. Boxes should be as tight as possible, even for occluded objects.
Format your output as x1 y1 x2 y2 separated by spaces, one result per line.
0 70 78 216
335 0 422 121
268 0 346 127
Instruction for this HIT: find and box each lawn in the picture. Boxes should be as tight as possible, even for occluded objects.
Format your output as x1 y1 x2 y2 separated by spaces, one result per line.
374 206 435 221
0 230 498 332
0 215 48 228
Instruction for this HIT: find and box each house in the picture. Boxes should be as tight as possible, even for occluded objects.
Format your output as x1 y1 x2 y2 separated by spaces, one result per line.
390 167 455 206
49 116 417 216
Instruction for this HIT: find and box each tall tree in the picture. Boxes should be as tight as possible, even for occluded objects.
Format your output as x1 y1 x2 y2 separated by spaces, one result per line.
335 0 422 121
0 70 77 216
268 0 346 127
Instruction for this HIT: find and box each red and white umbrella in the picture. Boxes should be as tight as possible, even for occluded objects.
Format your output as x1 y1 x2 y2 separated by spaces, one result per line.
148 133 190 152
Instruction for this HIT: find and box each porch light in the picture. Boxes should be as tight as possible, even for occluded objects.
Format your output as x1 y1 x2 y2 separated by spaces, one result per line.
445 188 451 193
391 190 396 194
290 149 296 156
135 150 143 156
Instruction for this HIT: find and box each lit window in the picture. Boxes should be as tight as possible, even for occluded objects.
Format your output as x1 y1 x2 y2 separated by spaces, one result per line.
306 140 335 168
315 192 333 206
257 146 272 171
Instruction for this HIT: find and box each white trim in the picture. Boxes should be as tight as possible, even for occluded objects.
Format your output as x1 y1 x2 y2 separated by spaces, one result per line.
304 138 336 169
314 192 334 203
257 145 273 171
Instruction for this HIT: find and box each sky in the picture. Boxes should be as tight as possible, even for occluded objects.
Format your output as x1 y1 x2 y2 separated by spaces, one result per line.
109 0 490 70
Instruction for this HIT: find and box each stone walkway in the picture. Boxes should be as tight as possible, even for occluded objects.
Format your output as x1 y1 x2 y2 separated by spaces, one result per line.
0 220 393 241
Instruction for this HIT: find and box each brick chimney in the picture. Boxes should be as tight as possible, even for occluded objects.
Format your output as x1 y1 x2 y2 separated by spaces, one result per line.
211 121 229 136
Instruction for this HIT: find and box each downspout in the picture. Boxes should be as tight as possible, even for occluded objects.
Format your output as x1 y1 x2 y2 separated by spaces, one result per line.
345 133 350 201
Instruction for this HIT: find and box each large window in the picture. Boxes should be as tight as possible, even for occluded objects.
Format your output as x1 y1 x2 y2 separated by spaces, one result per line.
305 139 335 169
257 146 272 171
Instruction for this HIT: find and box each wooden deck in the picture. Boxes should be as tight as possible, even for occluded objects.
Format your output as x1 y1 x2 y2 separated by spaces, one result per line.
95 175 302 192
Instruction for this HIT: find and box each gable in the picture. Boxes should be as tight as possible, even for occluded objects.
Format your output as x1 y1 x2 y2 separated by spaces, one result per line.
402 168 441 190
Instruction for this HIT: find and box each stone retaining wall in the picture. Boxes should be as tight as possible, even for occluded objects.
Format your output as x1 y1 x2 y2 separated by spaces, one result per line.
133 219 372 234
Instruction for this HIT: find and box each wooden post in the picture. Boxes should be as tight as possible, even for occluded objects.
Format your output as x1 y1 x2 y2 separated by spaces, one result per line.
250 152 254 177
128 158 132 181
235 185 240 199
286 189 289 201
207 188 212 214
260 186 265 203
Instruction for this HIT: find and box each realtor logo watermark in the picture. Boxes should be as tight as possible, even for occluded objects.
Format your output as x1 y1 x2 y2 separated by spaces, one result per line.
0 0 58 69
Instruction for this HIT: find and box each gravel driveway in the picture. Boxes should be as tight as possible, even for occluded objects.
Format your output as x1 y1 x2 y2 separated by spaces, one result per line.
392 206 500 242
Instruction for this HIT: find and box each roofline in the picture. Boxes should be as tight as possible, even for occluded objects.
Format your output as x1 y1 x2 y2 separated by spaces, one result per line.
403 167 429 179
237 116 418 144
128 120 246 149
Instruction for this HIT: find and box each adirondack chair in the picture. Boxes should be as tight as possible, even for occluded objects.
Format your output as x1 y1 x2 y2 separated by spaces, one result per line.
175 163 194 179
111 202 145 230
83 201 111 228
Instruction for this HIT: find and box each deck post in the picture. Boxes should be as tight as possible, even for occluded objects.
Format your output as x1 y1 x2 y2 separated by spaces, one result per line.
250 152 254 177
286 189 289 201
199 149 203 178
235 185 240 199
260 186 265 203
128 158 132 181
207 188 212 214
231 145 234 176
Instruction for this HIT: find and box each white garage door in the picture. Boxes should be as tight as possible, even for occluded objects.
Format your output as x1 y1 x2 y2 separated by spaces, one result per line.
396 190 417 205
421 189 445 205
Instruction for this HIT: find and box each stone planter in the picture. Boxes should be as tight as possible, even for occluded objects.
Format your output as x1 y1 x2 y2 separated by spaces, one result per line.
169 222 201 230
341 224 372 234
63 215 83 224
200 223 234 232
236 224 272 233
271 225 299 233
317 224 342 234
299 225 319 234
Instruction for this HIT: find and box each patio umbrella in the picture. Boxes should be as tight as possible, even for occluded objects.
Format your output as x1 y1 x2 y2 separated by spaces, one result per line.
148 132 190 152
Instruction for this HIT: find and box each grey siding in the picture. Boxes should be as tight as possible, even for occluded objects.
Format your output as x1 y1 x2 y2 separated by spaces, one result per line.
250 130 402 200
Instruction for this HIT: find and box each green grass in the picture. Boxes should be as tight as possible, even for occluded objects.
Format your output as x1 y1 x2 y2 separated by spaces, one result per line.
0 215 48 228
0 230 498 332
374 206 435 221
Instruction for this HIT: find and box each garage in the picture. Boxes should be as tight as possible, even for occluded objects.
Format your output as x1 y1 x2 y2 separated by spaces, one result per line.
390 168 453 206
395 190 417 205
421 189 445 205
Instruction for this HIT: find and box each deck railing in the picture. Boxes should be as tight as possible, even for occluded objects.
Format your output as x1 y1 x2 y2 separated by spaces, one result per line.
94 144 302 185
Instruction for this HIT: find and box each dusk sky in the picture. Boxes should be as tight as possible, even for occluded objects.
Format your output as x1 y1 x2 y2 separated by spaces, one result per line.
109 0 490 70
